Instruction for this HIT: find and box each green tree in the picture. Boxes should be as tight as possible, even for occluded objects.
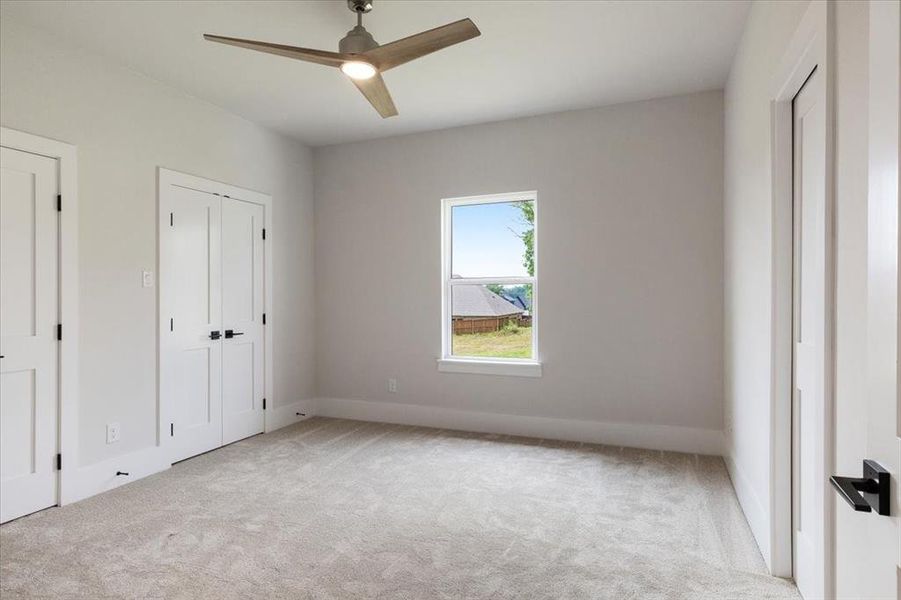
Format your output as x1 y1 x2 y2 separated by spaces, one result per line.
488 202 535 301
519 202 534 276
510 201 534 277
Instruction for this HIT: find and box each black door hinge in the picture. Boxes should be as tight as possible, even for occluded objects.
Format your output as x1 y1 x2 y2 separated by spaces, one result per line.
56 453 62 470
262 398 266 410
57 324 63 341
262 228 266 240
170 212 174 227
262 313 266 325
57 194 62 212
170 423 174 437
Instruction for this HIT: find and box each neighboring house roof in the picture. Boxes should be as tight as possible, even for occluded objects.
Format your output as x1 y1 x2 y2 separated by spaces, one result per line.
452 285 525 318
501 291 531 312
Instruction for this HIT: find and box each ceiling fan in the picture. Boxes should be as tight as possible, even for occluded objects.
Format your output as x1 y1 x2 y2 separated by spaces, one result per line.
204 0 481 118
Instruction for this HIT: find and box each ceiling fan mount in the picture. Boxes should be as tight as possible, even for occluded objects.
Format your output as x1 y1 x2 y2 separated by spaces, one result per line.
347 0 373 15
204 1 480 118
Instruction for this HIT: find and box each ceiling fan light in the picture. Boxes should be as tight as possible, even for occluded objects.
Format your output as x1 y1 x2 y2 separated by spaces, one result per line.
341 61 377 80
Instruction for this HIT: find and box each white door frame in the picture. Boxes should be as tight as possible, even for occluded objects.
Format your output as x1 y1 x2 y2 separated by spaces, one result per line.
157 168 274 458
0 127 79 506
768 0 835 590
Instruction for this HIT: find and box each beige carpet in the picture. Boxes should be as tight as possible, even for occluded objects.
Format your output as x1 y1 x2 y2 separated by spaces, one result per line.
1 417 798 599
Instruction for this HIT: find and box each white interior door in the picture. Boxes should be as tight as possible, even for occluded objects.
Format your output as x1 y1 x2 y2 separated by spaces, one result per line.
221 197 265 445
0 146 59 523
791 68 827 599
832 2 899 597
161 176 268 464
162 185 223 463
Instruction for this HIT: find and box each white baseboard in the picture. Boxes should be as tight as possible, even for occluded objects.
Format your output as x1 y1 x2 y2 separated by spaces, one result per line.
56 399 317 509
724 453 772 570
265 399 317 433
62 444 170 505
315 397 724 455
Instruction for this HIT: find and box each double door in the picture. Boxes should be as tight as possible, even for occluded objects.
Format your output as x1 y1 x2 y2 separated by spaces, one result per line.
161 183 266 463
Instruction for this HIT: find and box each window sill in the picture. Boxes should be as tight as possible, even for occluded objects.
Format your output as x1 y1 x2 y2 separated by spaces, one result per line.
436 358 543 378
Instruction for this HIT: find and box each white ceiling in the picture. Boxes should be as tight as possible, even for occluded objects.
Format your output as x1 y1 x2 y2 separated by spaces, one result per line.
0 0 750 147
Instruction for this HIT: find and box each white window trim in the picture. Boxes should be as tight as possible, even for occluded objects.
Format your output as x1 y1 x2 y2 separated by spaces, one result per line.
439 190 541 377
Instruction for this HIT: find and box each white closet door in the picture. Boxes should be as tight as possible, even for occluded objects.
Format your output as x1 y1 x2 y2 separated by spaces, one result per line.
220 197 264 445
163 186 223 463
0 147 59 523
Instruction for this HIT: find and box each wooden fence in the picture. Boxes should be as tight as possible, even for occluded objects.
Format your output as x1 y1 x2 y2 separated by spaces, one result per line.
453 316 522 334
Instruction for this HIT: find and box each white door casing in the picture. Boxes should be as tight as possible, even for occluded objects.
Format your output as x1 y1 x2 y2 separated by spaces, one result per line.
0 146 59 523
221 197 265 445
792 69 827 600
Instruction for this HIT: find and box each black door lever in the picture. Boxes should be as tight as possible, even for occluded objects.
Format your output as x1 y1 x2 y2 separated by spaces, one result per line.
209 330 221 340
830 460 890 515
224 330 244 339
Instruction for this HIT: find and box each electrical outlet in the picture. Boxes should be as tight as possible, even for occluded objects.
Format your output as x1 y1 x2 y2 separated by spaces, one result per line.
142 270 154 288
387 378 397 393
106 423 121 444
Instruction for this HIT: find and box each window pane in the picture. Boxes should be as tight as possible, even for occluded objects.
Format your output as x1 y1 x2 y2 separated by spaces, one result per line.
452 200 534 278
451 284 533 359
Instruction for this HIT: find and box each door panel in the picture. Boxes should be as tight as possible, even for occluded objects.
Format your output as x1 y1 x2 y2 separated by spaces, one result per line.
0 167 37 337
181 347 214 428
792 69 826 599
1 371 36 478
221 197 264 445
162 186 222 463
0 146 58 523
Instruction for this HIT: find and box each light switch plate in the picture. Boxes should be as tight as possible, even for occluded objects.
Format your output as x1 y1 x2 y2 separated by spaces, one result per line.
142 270 154 288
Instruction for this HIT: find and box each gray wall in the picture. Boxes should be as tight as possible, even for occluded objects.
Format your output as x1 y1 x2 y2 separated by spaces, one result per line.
0 18 316 466
313 91 724 433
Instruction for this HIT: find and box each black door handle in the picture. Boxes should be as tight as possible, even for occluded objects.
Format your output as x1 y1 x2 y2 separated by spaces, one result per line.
830 460 890 516
224 330 244 339
209 330 221 340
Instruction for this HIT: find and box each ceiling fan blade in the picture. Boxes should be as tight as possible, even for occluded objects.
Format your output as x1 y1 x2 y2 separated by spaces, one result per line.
204 34 349 68
351 72 398 118
363 18 480 72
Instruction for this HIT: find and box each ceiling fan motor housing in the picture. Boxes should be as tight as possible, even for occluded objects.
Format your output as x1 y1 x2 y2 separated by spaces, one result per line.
339 25 378 55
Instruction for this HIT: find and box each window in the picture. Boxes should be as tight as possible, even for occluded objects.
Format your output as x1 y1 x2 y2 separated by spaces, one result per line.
439 191 540 377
